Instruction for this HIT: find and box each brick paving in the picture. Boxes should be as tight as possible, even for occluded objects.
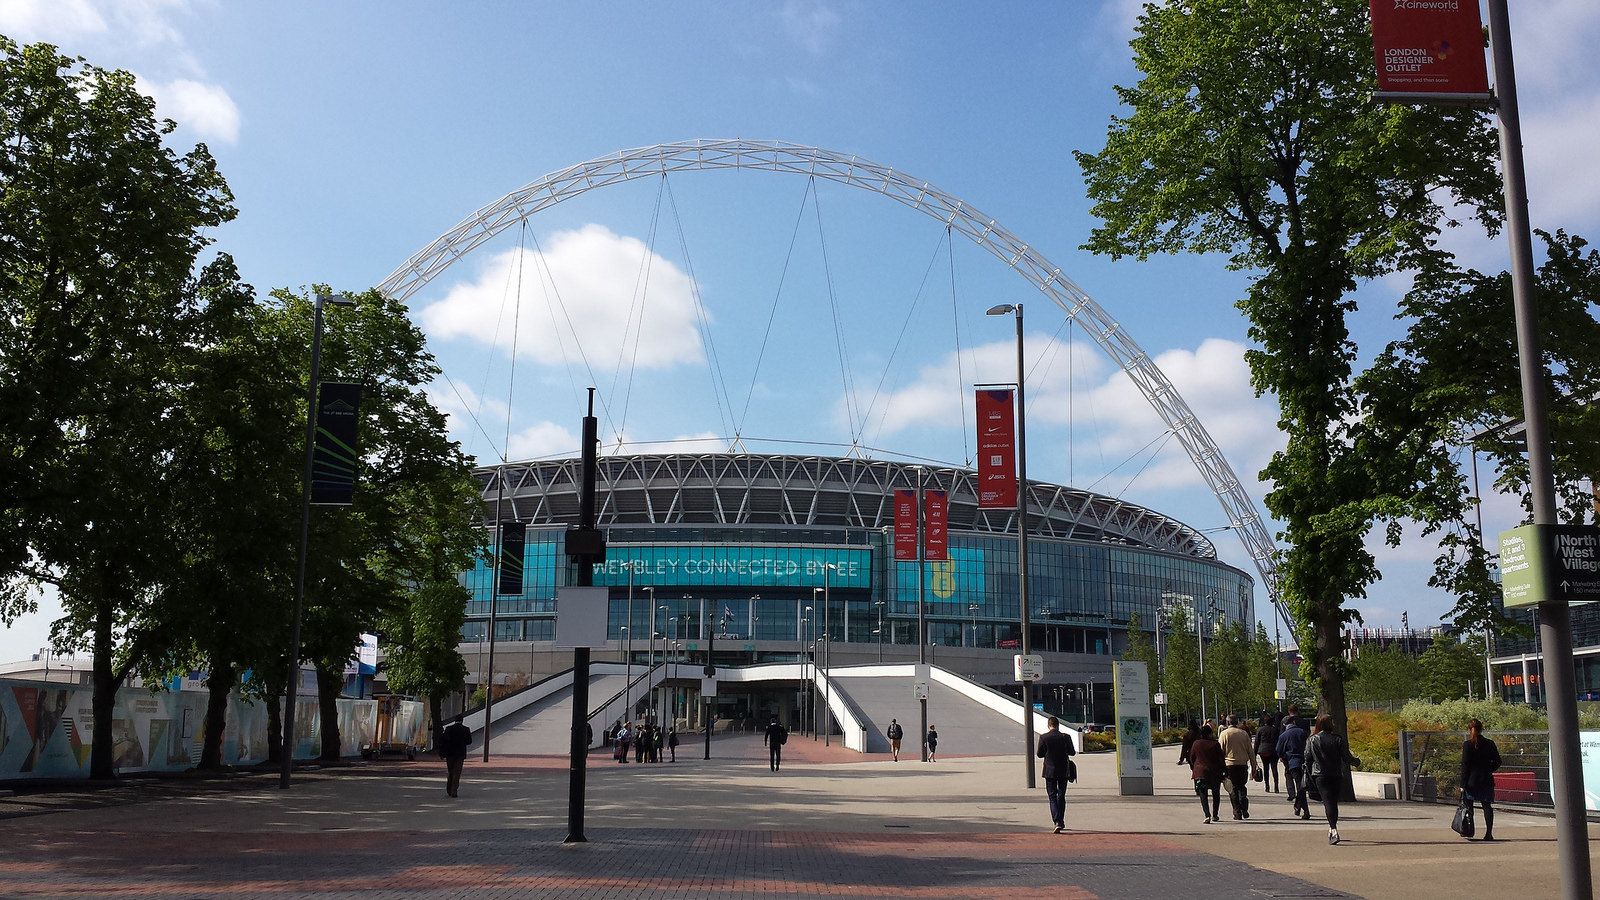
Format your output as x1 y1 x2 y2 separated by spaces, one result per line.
0 827 1350 898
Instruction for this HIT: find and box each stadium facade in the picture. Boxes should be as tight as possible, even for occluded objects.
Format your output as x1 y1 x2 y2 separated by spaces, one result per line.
457 453 1253 722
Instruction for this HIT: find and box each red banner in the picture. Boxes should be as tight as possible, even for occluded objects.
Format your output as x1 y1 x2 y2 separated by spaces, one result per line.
924 490 948 562
976 388 1017 509
893 489 918 561
1369 0 1488 96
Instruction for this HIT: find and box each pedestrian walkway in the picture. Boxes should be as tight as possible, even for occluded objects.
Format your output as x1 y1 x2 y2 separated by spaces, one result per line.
0 739 1594 898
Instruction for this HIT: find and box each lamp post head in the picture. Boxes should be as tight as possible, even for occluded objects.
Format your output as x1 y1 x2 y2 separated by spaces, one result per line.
318 292 356 308
985 303 1017 317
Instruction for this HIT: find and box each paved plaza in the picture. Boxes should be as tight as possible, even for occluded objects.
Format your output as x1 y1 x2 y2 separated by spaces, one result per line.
2 736 1596 898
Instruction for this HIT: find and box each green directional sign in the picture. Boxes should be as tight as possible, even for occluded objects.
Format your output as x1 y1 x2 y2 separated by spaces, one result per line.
1500 524 1600 607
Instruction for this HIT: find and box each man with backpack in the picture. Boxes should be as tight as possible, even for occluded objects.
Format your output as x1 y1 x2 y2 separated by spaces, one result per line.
886 718 904 761
764 715 789 772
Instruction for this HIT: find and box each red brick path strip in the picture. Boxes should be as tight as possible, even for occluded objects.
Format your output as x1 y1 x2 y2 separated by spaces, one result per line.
0 827 1350 899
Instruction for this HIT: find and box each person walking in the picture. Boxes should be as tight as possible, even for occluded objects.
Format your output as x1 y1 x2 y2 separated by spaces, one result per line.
926 724 939 762
1276 714 1311 820
887 718 904 761
763 716 788 771
1218 715 1259 820
1306 714 1361 845
1036 716 1078 833
1189 723 1226 824
667 726 679 762
438 714 472 798
1254 714 1282 793
1459 718 1502 842
1178 719 1200 768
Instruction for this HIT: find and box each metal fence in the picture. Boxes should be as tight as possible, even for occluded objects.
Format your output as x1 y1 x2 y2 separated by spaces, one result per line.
1399 729 1552 806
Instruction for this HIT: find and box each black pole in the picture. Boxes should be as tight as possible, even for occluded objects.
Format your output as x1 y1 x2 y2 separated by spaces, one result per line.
565 388 598 844
280 294 327 790
704 619 715 760
1485 4 1591 894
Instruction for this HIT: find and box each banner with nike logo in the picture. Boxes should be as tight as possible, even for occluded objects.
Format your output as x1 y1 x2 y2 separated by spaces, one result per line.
924 489 948 561
976 388 1016 508
893 489 918 561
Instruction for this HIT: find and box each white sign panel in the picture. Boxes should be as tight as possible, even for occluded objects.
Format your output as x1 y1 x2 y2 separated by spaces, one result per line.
1013 654 1044 682
554 586 610 649
913 681 929 700
701 676 718 698
1113 660 1154 790
1153 692 1167 706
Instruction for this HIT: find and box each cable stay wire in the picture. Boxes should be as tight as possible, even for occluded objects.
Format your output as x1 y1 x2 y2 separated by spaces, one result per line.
474 222 525 438
948 225 971 467
1067 318 1074 485
662 175 735 444
736 177 815 438
527 228 620 438
502 220 528 467
862 228 951 449
436 369 504 463
610 174 668 452
1081 427 1175 494
1116 429 1176 499
810 181 862 450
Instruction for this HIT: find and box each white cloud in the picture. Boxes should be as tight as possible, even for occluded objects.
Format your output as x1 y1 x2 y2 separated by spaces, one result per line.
426 381 509 452
0 0 109 42
780 0 841 55
1522 93 1600 228
420 225 706 372
1074 338 1281 493
507 421 579 460
136 75 240 144
611 430 728 455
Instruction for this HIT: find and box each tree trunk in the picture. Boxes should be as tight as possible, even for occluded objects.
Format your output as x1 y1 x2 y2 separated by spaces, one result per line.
317 663 342 761
198 662 236 770
428 692 444 751
266 690 282 765
89 598 117 780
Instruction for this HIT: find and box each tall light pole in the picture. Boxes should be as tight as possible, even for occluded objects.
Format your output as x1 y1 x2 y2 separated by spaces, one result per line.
799 613 810 735
803 605 814 736
987 302 1036 789
968 603 981 648
281 291 354 790
623 565 634 721
915 465 929 763
823 563 838 746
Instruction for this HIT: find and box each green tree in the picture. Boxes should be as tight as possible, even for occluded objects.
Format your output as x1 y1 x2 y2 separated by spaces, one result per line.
1161 606 1202 722
1246 623 1280 713
1418 634 1483 702
1121 612 1161 718
1346 647 1424 704
0 38 235 778
1207 620 1249 717
268 287 480 760
1074 0 1501 734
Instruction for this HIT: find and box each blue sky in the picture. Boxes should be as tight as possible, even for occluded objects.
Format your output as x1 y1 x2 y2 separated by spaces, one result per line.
4 1 1599 663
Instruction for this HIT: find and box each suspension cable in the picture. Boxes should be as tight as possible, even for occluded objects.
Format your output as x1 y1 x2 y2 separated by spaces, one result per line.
611 175 668 450
737 178 813 436
1082 428 1174 494
527 228 619 436
503 221 528 465
1117 429 1176 499
948 225 971 467
810 182 861 446
863 228 951 448
663 176 734 441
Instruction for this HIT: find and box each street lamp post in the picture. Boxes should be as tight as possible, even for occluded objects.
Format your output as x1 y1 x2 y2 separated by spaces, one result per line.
987 302 1036 789
823 563 837 746
281 291 354 790
968 604 980 648
803 605 814 736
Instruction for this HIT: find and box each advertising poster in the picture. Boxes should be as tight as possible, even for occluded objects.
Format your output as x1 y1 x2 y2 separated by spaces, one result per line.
1579 731 1600 812
924 490 949 562
310 381 362 505
1369 0 1489 97
893 489 918 561
975 389 1017 508
497 521 527 596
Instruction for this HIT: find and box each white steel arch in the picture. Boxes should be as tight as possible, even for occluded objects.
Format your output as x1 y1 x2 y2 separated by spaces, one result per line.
376 138 1289 629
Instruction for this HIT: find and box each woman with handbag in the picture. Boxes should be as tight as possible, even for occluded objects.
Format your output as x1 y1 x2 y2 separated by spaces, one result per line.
1253 715 1281 792
1189 723 1227 824
1458 718 1502 841
1306 714 1361 845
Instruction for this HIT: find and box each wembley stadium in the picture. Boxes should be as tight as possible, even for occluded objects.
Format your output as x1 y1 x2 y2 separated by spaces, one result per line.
457 452 1253 725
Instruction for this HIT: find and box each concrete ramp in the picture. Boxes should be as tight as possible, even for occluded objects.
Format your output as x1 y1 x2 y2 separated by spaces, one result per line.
826 664 1078 757
480 672 632 754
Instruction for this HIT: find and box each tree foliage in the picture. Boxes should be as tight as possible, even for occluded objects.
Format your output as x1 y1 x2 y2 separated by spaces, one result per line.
1346 647 1424 704
1245 623 1280 713
1121 612 1161 716
0 38 236 778
1074 0 1501 733
1160 606 1202 721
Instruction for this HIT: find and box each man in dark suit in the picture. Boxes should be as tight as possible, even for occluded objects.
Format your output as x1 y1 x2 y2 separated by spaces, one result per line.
763 716 788 772
1035 715 1077 833
438 714 473 798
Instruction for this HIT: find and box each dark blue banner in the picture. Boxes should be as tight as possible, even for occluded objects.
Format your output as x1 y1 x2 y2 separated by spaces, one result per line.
310 382 361 505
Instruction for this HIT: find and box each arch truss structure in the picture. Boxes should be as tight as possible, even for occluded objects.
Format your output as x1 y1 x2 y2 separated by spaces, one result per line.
376 138 1289 631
